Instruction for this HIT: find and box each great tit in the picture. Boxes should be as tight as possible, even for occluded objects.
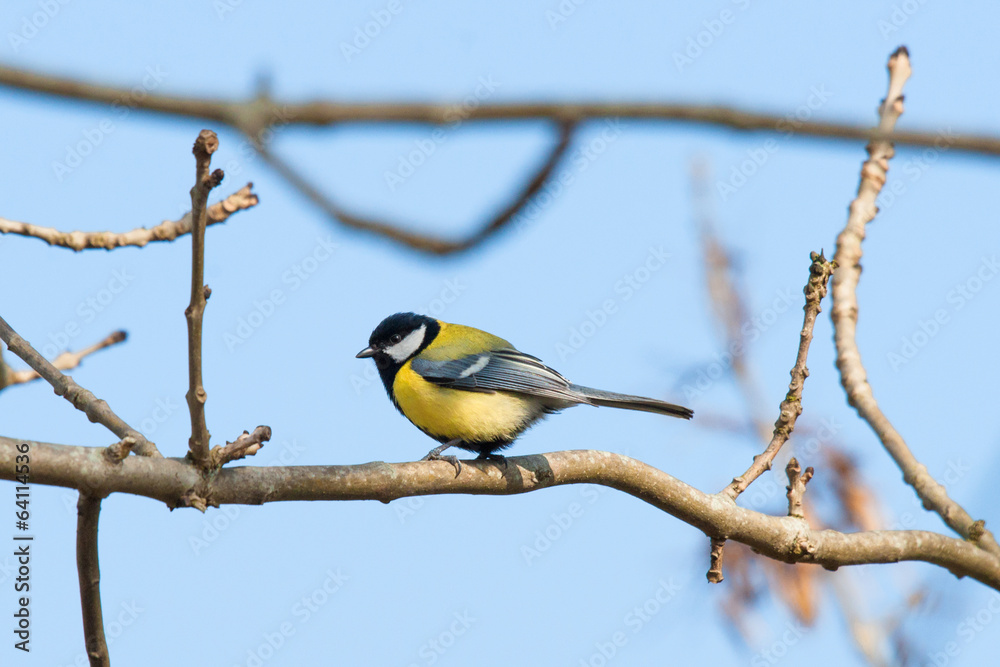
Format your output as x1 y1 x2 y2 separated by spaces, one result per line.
357 313 692 471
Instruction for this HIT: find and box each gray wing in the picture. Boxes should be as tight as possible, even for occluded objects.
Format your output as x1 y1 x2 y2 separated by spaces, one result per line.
410 349 590 405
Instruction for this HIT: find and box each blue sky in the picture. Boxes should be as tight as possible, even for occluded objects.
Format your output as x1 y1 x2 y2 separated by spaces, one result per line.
2 2 1000 665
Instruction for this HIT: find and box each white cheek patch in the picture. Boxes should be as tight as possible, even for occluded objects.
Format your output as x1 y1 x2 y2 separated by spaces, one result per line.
385 324 426 362
459 355 490 378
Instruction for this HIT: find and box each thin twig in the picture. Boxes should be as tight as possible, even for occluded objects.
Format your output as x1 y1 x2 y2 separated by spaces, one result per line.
0 183 258 251
830 47 1000 558
723 251 835 500
76 493 110 667
104 435 137 464
185 131 223 468
691 161 892 660
210 425 272 468
253 121 576 254
4 439 1000 591
707 537 726 583
705 252 834 583
2 64 999 156
785 457 814 519
0 316 160 457
0 331 126 390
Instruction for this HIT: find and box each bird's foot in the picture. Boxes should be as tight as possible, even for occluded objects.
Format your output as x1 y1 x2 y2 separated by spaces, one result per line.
422 452 462 477
421 440 463 477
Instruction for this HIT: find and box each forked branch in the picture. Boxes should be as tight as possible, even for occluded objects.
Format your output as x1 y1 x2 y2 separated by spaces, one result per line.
707 252 835 583
2 63 998 155
0 316 159 457
723 251 835 500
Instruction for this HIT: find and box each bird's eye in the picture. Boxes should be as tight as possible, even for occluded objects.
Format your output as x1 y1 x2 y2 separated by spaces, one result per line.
390 334 403 344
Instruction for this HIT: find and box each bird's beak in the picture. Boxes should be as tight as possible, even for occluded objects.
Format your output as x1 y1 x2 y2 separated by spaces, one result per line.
356 346 376 359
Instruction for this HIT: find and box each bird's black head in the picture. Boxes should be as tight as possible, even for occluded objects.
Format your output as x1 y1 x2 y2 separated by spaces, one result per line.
356 312 440 372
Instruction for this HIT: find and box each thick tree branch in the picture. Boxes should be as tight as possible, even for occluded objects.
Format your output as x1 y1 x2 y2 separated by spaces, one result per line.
184 131 223 468
0 316 160 457
2 438 998 591
2 64 998 155
0 183 258 251
252 121 576 254
830 47 1000 557
76 493 110 667
0 330 126 390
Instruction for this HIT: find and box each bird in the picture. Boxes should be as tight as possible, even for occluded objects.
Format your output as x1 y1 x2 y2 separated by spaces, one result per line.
356 312 692 473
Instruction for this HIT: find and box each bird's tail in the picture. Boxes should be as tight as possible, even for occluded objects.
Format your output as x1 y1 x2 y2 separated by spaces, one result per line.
569 384 693 420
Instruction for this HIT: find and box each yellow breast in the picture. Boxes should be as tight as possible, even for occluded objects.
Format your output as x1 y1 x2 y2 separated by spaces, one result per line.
393 362 537 444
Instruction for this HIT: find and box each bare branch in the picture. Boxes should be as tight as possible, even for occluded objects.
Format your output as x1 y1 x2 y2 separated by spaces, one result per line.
693 180 899 659
0 183 258 251
830 47 1000 557
104 435 137 464
76 493 109 667
2 63 999 156
707 537 726 583
184 130 223 468
3 438 999 590
210 426 272 468
0 330 126 390
723 251 835 500
705 251 833 583
253 121 576 254
0 316 160 457
785 457 815 519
